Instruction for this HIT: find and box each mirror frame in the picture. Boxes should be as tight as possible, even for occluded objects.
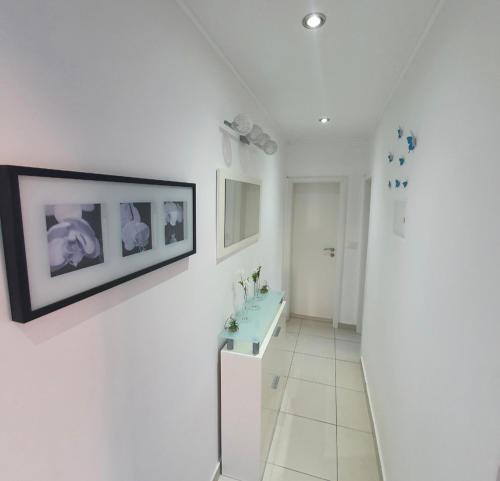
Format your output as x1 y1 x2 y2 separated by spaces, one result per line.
216 169 262 260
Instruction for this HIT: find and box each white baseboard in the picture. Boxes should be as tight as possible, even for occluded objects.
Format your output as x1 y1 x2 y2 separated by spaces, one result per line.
361 356 387 481
210 462 221 481
337 322 357 330
290 313 333 323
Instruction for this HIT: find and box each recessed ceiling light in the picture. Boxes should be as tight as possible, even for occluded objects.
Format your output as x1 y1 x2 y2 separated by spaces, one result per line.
319 117 331 124
302 12 326 30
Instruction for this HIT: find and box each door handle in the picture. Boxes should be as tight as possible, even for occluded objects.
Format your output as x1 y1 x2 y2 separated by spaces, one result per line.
323 247 335 257
271 376 280 390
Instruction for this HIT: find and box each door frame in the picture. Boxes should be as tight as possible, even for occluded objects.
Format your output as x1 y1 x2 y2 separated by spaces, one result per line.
356 176 372 334
282 176 348 328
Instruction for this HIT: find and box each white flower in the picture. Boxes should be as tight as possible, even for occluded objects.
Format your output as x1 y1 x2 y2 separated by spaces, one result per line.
47 218 101 272
121 203 150 252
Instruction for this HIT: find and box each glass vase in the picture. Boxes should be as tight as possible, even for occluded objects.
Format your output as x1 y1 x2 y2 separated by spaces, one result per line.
256 278 264 301
248 282 260 310
241 288 248 320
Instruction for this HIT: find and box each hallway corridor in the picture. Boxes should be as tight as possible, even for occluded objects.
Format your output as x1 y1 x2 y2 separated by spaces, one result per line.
2 1 500 480
222 318 380 481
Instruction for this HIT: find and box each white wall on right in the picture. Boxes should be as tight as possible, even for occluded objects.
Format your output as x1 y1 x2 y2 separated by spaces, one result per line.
362 1 500 480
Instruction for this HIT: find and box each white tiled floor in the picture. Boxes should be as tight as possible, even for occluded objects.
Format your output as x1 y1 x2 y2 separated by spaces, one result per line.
295 333 335 358
335 360 364 392
337 427 380 481
289 352 335 386
269 412 337 480
281 377 336 424
300 319 335 339
262 464 320 481
334 339 361 363
334 328 362 343
271 332 299 352
221 318 380 481
337 387 372 433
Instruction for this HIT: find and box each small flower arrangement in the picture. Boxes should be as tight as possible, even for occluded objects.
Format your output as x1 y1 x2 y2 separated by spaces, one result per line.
224 315 239 333
237 273 250 319
260 282 269 295
251 265 262 284
251 265 262 299
238 273 249 299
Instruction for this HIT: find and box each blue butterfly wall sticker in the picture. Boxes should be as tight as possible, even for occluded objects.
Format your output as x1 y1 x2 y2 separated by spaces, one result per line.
407 133 417 152
399 157 405 166
388 153 394 163
402 180 408 188
397 127 403 139
388 180 392 189
395 179 401 188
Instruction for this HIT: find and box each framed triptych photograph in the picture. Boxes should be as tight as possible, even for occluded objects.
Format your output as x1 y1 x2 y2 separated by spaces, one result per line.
0 165 196 323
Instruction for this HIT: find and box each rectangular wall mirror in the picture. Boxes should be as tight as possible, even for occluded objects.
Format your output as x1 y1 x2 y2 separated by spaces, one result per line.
217 170 261 260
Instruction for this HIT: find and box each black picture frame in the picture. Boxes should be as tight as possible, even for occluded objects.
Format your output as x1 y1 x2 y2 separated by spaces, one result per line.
0 165 197 323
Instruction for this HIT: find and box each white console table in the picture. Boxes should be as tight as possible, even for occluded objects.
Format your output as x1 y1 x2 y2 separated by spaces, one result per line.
220 291 289 481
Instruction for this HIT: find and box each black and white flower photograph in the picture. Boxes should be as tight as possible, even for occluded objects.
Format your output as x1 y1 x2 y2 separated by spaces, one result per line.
120 202 152 256
45 204 104 277
164 201 185 245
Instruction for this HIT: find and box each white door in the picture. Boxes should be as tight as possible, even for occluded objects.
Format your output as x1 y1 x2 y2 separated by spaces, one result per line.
291 182 340 320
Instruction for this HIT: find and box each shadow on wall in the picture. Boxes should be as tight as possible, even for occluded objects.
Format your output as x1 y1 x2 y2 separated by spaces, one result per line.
0 225 189 345
221 130 233 167
220 127 267 174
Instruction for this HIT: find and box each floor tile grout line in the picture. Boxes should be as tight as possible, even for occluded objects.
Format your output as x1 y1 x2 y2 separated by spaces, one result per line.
287 375 365 393
286 375 334 388
336 384 368 394
336 422 374 435
294 350 336 360
294 350 361 364
298 331 335 339
334 338 361 345
278 409 375 435
299 334 336 340
268 462 331 481
292 351 334 360
335 358 362 364
279 405 337 426
286 376 336 389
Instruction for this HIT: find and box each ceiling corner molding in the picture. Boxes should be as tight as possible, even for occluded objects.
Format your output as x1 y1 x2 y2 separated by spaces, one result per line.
376 0 448 123
174 0 281 135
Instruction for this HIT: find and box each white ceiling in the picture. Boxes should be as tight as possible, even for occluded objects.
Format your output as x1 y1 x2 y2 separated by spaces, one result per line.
180 0 441 141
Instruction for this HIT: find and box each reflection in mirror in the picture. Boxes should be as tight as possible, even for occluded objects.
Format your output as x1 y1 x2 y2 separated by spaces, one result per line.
224 180 260 248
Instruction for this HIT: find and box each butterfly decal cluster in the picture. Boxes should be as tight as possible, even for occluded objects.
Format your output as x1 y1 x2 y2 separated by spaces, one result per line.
390 179 408 189
407 134 416 152
387 126 417 190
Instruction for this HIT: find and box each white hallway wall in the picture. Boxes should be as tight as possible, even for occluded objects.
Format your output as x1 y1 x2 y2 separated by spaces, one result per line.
362 1 500 480
0 1 285 480
286 138 370 326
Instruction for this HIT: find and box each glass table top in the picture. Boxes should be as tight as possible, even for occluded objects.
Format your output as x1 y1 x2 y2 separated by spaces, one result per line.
219 290 285 348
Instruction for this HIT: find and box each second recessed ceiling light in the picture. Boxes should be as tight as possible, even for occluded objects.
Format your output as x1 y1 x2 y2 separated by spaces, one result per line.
302 12 326 30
